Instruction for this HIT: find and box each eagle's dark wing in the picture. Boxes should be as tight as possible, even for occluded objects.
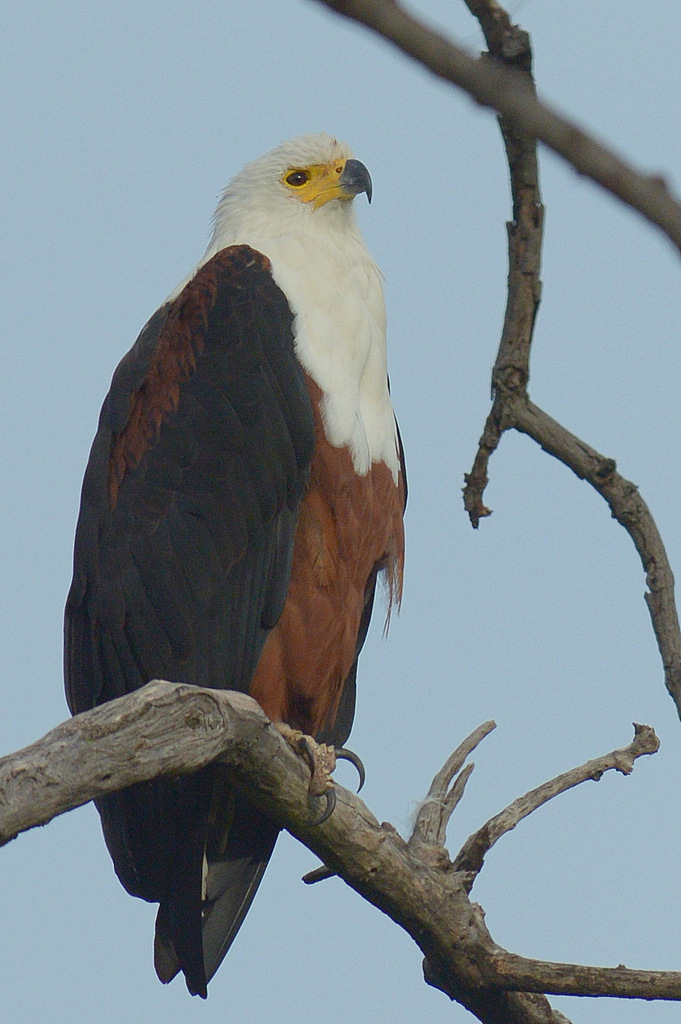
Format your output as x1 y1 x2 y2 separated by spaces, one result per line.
64 245 315 996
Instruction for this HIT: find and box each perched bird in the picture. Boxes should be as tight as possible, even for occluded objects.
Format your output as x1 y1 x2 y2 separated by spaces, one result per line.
64 133 406 997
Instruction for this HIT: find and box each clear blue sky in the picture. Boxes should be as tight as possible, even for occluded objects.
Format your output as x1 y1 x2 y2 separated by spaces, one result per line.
3 2 681 1022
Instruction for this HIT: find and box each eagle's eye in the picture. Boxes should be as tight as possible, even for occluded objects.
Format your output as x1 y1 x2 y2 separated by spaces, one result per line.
286 170 310 187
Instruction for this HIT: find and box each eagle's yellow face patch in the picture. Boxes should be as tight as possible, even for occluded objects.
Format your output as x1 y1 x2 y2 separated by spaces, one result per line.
282 159 354 209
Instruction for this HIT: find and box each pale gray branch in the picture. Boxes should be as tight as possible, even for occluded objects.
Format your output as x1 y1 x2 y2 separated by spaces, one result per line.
0 681 267 845
454 723 660 881
515 400 681 714
410 719 496 849
0 681 676 1022
491 953 681 1000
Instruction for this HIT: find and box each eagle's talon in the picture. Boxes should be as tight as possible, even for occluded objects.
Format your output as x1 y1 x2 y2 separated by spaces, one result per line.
274 726 359 820
298 735 336 797
295 734 315 774
335 746 366 792
274 723 337 811
309 786 335 825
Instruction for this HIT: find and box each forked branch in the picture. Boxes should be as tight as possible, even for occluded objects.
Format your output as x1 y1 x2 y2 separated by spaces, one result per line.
410 719 496 849
453 722 659 884
0 681 676 1023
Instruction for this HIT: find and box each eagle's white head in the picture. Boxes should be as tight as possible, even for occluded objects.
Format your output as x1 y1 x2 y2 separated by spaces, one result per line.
208 133 372 248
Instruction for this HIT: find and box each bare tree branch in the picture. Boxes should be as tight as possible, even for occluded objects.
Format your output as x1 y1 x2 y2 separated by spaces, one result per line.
489 953 681 1001
0 681 261 845
1 680 677 1021
458 3 681 715
309 0 681 253
454 722 659 882
513 401 681 712
461 7 543 528
410 719 496 849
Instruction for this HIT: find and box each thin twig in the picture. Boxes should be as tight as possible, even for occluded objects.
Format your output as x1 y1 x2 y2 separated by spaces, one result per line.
453 723 659 882
301 865 335 884
460 8 543 527
410 720 496 848
462 0 519 55
468 396 681 712
515 400 681 712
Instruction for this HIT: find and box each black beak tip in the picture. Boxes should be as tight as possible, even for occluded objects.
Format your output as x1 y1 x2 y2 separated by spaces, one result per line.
341 158 373 204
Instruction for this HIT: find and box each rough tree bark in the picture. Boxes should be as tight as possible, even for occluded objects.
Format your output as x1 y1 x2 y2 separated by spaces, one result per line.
0 680 676 1024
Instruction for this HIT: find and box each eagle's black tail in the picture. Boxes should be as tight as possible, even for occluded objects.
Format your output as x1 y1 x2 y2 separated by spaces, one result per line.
153 779 279 997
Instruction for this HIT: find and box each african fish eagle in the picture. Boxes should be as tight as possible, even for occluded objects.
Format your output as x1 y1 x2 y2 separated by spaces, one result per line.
64 132 406 997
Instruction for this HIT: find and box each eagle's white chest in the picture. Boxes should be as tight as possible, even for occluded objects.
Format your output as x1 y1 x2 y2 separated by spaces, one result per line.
263 231 400 482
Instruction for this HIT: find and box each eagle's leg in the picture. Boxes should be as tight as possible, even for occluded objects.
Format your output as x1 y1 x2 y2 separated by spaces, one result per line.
274 724 344 823
278 725 337 796
275 723 335 814
274 725 367 823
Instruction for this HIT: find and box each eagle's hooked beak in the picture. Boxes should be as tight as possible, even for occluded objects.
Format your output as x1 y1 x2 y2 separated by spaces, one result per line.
338 159 373 204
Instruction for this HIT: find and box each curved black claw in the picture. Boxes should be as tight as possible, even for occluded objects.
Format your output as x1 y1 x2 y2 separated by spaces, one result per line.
309 786 336 826
335 746 366 792
296 735 315 774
